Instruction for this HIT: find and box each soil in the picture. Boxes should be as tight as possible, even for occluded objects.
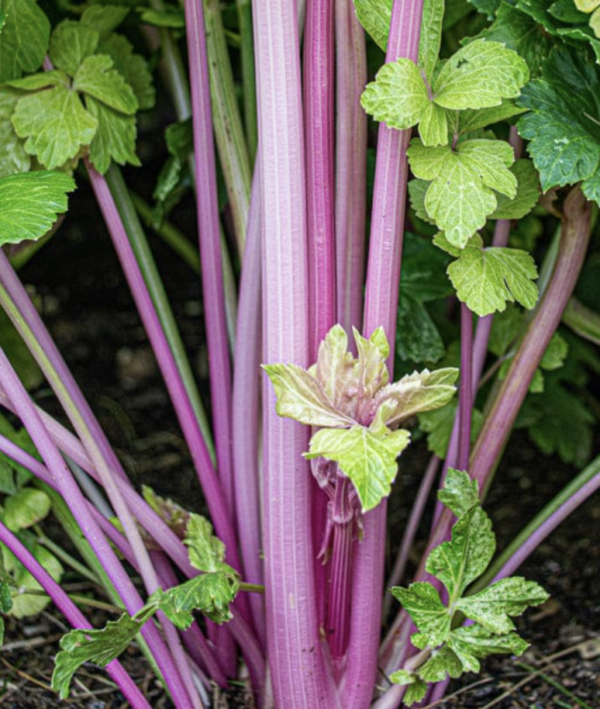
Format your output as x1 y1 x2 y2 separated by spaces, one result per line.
1 179 598 708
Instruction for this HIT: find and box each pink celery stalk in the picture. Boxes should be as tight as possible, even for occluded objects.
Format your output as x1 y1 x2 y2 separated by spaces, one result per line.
0 349 195 709
232 166 265 644
0 520 152 709
343 1 424 705
253 1 336 705
184 0 235 522
335 0 367 334
457 303 473 471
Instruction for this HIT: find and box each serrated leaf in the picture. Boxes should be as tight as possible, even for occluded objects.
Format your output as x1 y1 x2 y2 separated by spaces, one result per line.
0 0 50 82
432 231 461 258
433 40 529 110
0 171 75 244
305 424 410 512
408 179 436 226
155 570 239 627
426 506 495 602
353 326 391 397
12 85 97 169
184 514 226 573
86 96 139 174
419 645 463 682
419 102 450 146
458 101 526 136
3 487 50 531
52 607 155 699
353 0 392 51
517 48 600 197
81 5 129 36
361 59 431 132
0 88 29 177
408 139 516 247
262 363 354 428
74 54 137 115
418 400 483 458
448 624 529 673
98 33 155 111
419 0 445 84
396 294 445 363
375 367 458 426
311 324 357 407
391 582 451 647
447 235 539 317
438 468 479 518
457 577 549 632
491 159 541 220
49 20 99 76
7 71 69 91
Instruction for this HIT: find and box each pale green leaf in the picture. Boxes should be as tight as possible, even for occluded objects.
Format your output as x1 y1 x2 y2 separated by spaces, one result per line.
184 514 225 573
457 577 549 633
73 54 138 115
12 85 97 169
49 20 99 76
426 506 495 602
353 0 392 51
305 424 410 512
98 33 155 110
0 88 29 177
7 71 69 91
52 606 155 699
403 677 428 705
432 232 461 257
458 101 526 135
419 645 463 682
490 159 541 220
433 39 529 110
81 5 129 36
419 102 449 147
447 235 539 316
155 571 239 626
389 669 416 686
8 545 62 618
262 363 354 428
86 96 140 174
0 0 50 82
419 0 444 84
391 582 451 647
311 324 357 407
3 487 50 531
353 326 390 399
448 625 529 673
457 139 517 198
361 59 430 131
0 171 75 244
375 367 458 426
408 179 436 226
437 468 479 518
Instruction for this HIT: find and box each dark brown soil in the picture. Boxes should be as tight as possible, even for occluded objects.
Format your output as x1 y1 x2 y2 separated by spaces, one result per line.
1 181 598 708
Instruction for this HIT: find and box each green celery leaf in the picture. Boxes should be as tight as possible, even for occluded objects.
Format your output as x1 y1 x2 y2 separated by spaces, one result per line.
418 400 483 458
3 487 50 531
81 5 130 36
408 179 436 226
404 678 429 706
458 101 526 136
7 71 69 91
419 0 445 84
52 607 155 699
86 96 140 174
0 9 5 33
12 85 97 169
310 324 357 406
432 231 461 257
0 171 75 244
490 159 541 220
391 582 451 647
0 553 13 614
0 0 50 82
517 47 600 197
396 294 445 363
432 39 529 110
375 367 458 426
7 545 62 618
448 624 529 673
457 576 549 632
437 468 479 518
139 7 186 29
98 33 155 110
426 506 495 602
305 424 411 512
353 326 391 397
262 363 354 428
49 20 99 76
419 645 463 681
0 88 30 177
489 304 523 356
154 570 239 627
73 54 137 115
408 140 516 247
419 102 450 146
353 0 392 51
540 332 569 371
361 59 433 133
447 235 539 316
184 514 226 573
389 669 416 686
469 0 502 15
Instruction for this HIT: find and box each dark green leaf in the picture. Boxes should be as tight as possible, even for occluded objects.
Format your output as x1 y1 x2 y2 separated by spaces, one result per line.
98 33 155 110
86 96 140 174
396 294 446 363
139 7 185 28
418 400 483 458
81 5 129 36
491 159 541 220
0 0 50 82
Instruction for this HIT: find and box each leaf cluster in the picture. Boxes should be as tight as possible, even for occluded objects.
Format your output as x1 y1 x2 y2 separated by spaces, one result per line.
390 469 548 705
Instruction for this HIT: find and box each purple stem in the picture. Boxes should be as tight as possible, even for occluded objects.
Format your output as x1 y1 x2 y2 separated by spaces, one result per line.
184 0 235 524
232 163 265 644
335 0 367 334
0 348 195 708
344 2 424 705
0 520 153 709
457 303 473 471
253 1 336 705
